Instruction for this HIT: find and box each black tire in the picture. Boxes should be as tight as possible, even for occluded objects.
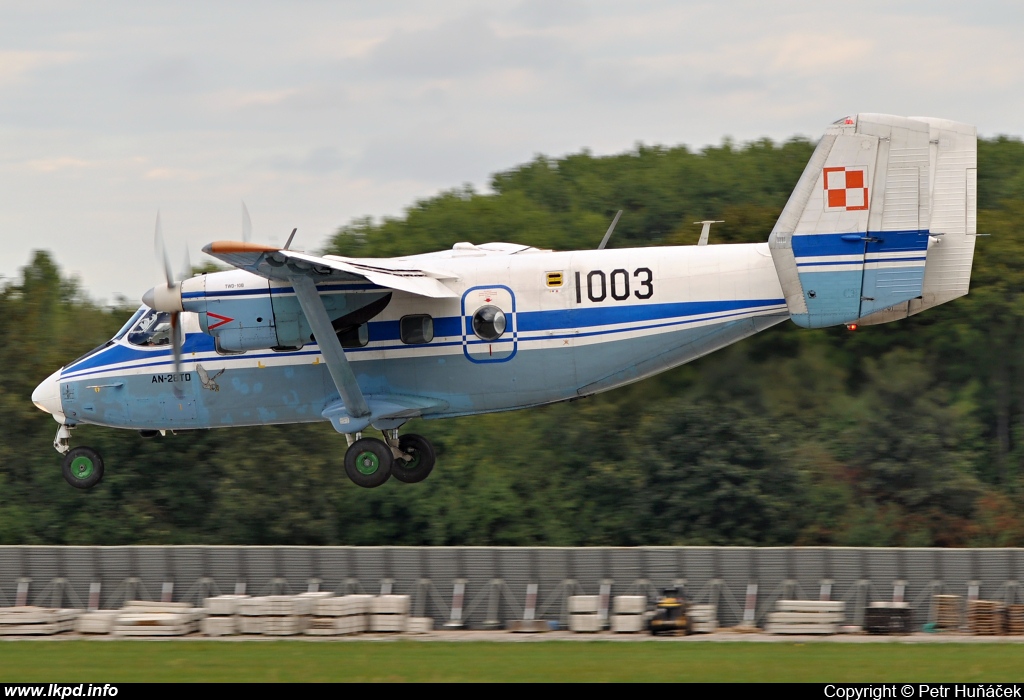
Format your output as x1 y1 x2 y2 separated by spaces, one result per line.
61 446 104 489
344 438 393 488
392 434 436 484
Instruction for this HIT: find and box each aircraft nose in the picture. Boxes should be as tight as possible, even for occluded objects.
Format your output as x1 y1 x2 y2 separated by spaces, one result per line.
31 369 65 419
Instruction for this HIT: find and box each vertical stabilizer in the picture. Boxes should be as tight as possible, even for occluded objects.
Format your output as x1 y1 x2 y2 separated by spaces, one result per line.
769 114 942 328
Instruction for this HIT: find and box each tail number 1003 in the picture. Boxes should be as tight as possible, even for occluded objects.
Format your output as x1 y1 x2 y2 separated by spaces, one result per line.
575 268 653 303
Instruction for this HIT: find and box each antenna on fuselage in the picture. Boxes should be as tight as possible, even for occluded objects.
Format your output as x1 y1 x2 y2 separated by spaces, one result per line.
598 210 623 250
694 220 724 246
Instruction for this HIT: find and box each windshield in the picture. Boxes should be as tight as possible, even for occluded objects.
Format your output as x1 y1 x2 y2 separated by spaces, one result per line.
113 308 147 340
127 309 173 347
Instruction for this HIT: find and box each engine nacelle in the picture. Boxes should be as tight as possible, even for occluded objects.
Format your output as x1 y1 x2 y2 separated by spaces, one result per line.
180 269 390 353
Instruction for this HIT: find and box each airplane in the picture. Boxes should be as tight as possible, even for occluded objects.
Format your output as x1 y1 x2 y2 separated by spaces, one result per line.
31 114 978 490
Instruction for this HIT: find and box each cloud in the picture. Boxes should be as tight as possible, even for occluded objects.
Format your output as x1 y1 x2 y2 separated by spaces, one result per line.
507 0 591 29
265 146 349 175
0 50 76 86
360 13 569 81
354 130 522 184
25 157 91 173
144 166 203 181
129 56 203 94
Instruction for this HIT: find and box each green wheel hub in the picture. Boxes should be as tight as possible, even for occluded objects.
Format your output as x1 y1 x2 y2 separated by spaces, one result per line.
398 450 422 472
355 451 380 475
69 455 95 480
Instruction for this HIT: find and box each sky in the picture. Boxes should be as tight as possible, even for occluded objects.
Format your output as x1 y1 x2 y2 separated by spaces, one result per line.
1 1 1022 305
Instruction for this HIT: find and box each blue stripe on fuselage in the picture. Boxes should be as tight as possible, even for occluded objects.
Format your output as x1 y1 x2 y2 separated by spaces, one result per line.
62 297 785 378
516 298 784 332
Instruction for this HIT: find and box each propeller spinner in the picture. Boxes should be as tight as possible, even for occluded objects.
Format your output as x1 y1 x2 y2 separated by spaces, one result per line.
141 212 192 386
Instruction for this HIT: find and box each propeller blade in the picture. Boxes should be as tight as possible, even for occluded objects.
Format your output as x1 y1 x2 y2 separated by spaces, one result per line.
180 245 192 283
154 212 174 285
170 312 184 397
242 201 252 243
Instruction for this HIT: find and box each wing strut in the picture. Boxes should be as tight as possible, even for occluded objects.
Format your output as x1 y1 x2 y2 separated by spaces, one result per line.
290 275 370 419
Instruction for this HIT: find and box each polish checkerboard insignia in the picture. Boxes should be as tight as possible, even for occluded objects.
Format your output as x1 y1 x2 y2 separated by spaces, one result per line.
823 166 868 211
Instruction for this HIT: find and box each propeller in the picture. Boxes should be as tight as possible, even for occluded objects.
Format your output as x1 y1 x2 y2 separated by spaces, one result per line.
242 201 252 243
142 212 192 395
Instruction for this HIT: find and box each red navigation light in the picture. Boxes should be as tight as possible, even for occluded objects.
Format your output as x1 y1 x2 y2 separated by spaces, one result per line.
846 323 858 331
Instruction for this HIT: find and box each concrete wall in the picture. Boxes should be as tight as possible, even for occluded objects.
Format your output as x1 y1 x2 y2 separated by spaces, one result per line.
1 546 1021 629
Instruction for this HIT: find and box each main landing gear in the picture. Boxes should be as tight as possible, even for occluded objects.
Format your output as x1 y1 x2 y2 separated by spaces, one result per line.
54 425 105 490
343 430 436 488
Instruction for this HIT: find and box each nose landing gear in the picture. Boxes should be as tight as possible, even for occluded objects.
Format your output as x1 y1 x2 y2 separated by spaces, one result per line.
53 424 105 490
342 430 437 488
61 446 105 490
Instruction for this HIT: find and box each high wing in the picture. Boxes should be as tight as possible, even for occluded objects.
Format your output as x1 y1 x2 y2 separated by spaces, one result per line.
202 241 459 298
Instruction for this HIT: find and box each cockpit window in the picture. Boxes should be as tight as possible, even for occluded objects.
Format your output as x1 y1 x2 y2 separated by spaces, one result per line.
128 309 173 347
113 308 147 341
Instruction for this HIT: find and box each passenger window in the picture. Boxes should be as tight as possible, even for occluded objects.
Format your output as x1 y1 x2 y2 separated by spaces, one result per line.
400 315 433 344
127 309 173 347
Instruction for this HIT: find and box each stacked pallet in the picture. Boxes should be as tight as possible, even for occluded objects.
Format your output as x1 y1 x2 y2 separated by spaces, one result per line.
75 610 118 635
200 594 249 636
0 607 78 635
934 594 962 629
369 595 409 632
305 594 372 636
237 596 268 634
611 595 646 633
1008 605 1024 635
967 599 1005 635
406 616 433 634
263 595 311 636
689 604 718 633
568 595 601 632
864 602 912 634
113 601 200 636
296 591 334 611
765 600 845 635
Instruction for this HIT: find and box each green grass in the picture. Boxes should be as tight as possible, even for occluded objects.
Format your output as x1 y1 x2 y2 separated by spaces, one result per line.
1 641 1024 682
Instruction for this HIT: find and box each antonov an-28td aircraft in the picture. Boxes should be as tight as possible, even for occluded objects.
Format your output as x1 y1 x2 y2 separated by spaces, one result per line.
32 114 979 489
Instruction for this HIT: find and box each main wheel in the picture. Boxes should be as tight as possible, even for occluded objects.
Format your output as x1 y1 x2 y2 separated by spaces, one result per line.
392 434 436 484
344 438 393 488
61 446 104 489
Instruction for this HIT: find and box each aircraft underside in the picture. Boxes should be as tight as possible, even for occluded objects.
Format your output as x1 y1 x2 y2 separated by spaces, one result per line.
55 307 789 432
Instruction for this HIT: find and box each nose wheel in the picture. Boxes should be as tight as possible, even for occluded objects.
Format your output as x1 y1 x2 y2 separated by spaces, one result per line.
61 446 105 490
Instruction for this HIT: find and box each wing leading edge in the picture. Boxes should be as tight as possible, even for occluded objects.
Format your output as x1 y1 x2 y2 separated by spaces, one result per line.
202 241 458 298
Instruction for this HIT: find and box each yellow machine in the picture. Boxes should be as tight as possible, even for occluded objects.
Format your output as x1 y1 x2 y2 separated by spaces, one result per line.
648 586 692 636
